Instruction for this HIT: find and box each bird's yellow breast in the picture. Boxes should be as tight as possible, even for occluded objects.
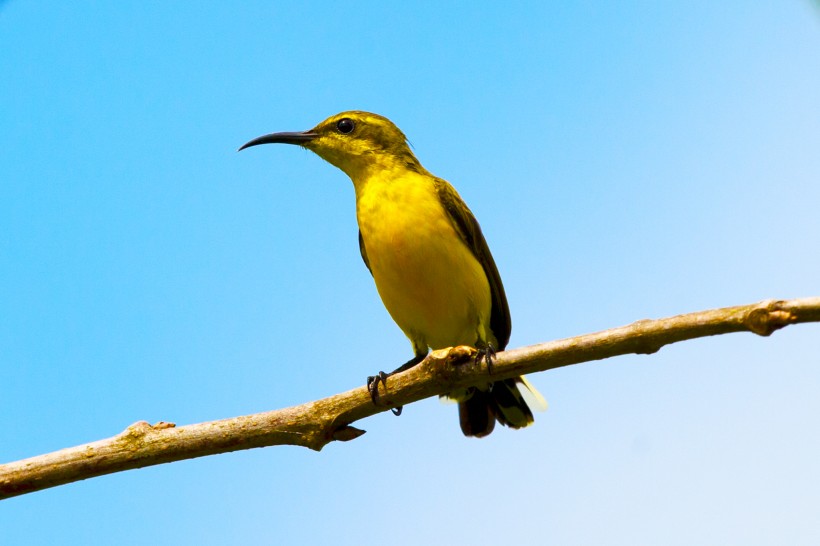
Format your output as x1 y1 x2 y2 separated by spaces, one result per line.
354 168 493 352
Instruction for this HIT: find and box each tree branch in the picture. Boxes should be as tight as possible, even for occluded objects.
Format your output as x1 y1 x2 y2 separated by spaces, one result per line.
2 297 819 500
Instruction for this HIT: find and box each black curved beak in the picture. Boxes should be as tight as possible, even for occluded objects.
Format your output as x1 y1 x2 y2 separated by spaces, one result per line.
238 131 318 151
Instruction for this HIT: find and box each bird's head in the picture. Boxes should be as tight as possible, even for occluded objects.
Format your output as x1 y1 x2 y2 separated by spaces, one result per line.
239 111 423 180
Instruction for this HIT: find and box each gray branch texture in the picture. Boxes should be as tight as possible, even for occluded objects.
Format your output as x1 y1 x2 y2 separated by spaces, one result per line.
2 297 819 500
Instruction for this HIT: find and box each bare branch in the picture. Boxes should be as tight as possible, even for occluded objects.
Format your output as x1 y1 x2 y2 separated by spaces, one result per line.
2 297 818 500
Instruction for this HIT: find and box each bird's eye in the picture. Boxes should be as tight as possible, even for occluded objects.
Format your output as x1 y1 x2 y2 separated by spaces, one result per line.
336 118 355 134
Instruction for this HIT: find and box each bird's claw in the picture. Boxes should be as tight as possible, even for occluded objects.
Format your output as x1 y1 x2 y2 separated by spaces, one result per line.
475 343 497 374
367 371 389 402
366 371 403 416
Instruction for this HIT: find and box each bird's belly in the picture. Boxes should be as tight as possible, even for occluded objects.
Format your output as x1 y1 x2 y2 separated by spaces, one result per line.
360 200 491 351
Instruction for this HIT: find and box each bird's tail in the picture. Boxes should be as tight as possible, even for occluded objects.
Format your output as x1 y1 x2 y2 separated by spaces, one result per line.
457 376 546 438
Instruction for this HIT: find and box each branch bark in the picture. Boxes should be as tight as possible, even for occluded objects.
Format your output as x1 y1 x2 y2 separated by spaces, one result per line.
2 297 819 500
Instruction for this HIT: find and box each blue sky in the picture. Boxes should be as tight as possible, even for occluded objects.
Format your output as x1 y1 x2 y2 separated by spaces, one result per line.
1 2 819 544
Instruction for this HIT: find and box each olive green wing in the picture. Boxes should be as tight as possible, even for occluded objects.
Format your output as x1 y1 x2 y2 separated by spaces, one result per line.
434 179 511 350
358 230 373 275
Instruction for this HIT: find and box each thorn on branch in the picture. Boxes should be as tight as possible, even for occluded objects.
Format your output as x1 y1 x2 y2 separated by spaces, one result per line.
331 426 366 442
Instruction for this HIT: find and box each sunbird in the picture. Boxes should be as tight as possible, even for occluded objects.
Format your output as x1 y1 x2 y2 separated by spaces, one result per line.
240 111 544 437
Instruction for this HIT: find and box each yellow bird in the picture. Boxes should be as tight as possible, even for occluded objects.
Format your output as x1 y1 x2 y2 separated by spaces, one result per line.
240 111 543 437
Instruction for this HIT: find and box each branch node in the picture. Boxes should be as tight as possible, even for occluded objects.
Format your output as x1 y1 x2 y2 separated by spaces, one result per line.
123 421 152 436
630 319 662 354
424 345 478 385
635 343 661 355
745 302 797 336
152 421 176 430
444 345 476 364
116 421 176 450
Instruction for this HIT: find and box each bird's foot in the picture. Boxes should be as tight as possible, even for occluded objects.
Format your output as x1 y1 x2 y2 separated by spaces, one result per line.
366 371 388 400
365 353 427 417
366 372 401 415
475 343 497 375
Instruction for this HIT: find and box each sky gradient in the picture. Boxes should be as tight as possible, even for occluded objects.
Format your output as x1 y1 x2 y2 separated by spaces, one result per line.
2 2 819 544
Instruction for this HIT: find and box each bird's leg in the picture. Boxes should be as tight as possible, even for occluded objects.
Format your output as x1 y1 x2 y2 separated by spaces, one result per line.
367 352 427 416
475 342 497 375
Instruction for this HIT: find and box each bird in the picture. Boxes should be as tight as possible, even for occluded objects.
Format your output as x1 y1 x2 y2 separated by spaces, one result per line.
240 111 544 437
